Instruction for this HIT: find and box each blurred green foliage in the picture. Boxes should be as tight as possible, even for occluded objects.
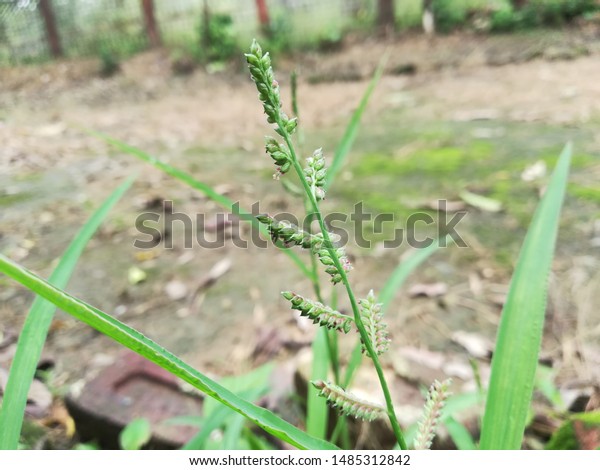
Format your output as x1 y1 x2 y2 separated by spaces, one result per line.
490 0 599 32
199 12 238 63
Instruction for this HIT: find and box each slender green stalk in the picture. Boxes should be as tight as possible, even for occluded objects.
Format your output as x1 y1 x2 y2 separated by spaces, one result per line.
279 128 407 450
292 70 342 441
246 40 405 448
305 208 341 385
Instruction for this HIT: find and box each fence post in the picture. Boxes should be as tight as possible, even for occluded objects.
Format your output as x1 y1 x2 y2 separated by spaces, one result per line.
141 0 161 48
39 0 62 57
377 0 395 34
511 0 529 9
255 0 270 33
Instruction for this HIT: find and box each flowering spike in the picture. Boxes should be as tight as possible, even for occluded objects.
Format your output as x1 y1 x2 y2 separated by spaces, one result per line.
304 148 327 201
312 380 386 421
257 215 322 249
282 292 353 333
265 136 292 177
413 379 453 450
358 290 391 357
316 246 352 284
246 41 297 135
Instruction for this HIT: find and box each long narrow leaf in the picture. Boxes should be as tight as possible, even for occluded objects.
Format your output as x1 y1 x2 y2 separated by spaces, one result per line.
306 329 329 439
222 386 267 449
88 130 313 281
445 417 477 450
480 143 571 449
379 237 449 314
325 56 386 190
0 255 338 450
0 177 135 450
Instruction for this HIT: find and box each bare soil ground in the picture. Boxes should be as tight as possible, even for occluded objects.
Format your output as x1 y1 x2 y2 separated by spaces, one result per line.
1 30 599 447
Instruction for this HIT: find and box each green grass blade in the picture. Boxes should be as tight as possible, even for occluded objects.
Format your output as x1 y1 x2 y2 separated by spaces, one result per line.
181 406 228 450
222 386 267 449
0 255 338 450
0 177 135 450
480 143 572 450
379 238 449 314
88 131 313 281
342 340 364 389
324 56 386 190
306 329 330 439
343 240 447 388
445 417 477 450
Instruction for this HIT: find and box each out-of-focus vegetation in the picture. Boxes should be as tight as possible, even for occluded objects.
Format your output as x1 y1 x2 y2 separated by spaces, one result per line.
1 0 598 67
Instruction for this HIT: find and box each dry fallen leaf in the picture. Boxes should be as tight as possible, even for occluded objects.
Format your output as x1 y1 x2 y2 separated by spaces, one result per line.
422 200 466 212
452 330 493 359
40 402 76 438
459 190 502 212
521 160 547 182
408 282 448 298
164 280 188 301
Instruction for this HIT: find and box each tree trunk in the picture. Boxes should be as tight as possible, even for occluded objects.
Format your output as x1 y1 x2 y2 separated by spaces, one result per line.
511 0 529 9
141 0 161 48
39 0 62 57
377 0 395 33
255 0 271 33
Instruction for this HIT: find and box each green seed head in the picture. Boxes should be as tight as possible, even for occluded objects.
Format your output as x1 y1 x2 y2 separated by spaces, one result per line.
311 380 386 421
282 292 353 333
358 290 390 357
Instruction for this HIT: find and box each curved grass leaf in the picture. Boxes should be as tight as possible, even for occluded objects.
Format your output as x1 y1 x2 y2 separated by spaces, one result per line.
445 417 477 450
307 329 330 439
480 143 571 449
0 255 338 450
0 177 135 450
379 237 449 314
119 418 152 450
87 130 313 281
181 406 229 450
546 411 600 450
324 55 386 190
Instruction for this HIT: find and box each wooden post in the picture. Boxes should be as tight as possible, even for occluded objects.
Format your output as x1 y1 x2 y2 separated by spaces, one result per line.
377 0 395 34
38 0 62 57
201 0 210 50
141 0 161 48
511 0 529 9
255 0 270 33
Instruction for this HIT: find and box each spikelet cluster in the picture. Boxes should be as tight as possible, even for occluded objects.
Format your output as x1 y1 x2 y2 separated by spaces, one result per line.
265 136 292 178
256 214 323 249
304 148 327 201
245 40 297 136
358 290 390 357
282 292 353 333
256 214 350 284
315 246 352 284
413 379 452 450
312 380 386 421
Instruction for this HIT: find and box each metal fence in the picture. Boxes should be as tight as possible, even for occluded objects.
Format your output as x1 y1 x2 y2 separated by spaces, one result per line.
0 0 369 65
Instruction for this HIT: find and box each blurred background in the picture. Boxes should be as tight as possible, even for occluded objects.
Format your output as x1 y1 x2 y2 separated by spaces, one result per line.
1 0 599 450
